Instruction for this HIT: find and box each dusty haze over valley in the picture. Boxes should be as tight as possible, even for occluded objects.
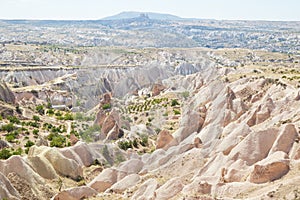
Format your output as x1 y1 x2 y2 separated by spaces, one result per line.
0 8 300 200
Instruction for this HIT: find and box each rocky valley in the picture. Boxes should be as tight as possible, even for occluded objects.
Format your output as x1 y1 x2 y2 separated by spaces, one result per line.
1 14 300 200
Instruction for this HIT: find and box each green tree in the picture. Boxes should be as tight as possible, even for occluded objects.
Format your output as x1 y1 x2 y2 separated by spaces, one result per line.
12 147 22 155
47 109 55 115
173 109 181 115
32 129 39 135
7 116 20 124
1 123 14 132
5 134 15 142
36 105 45 115
16 105 22 114
0 148 12 159
25 140 35 147
50 135 66 148
118 140 132 150
33 115 40 121
102 103 111 110
171 99 180 107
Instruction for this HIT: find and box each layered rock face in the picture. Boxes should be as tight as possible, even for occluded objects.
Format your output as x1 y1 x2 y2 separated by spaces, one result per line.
0 66 172 111
0 82 16 119
0 48 213 111
0 82 15 104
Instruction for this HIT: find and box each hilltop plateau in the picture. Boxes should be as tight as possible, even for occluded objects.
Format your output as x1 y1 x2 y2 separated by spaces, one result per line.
102 11 182 21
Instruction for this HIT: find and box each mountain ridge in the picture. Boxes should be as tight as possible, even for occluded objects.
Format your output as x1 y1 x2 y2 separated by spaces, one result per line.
102 11 183 21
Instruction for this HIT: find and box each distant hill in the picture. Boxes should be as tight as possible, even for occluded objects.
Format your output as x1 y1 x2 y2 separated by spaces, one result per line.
102 11 182 21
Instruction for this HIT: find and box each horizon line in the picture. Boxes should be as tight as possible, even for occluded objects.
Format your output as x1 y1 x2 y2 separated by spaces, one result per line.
1 18 300 23
0 11 299 22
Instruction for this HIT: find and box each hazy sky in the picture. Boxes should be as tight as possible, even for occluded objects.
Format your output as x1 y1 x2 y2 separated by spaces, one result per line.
0 0 299 21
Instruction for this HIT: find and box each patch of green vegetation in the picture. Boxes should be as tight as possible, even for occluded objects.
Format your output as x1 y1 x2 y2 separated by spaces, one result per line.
26 121 40 128
118 135 149 151
1 123 15 132
132 138 139 148
7 116 20 124
77 179 86 186
0 148 12 159
32 115 40 122
70 129 79 137
32 129 39 135
46 108 55 115
74 112 94 121
16 105 22 114
50 134 66 148
147 117 154 122
46 101 52 109
125 97 169 114
43 123 66 133
25 140 35 147
63 112 74 120
25 147 30 154
173 109 181 115
0 147 23 159
5 133 16 142
12 147 22 156
155 128 161 134
171 99 180 107
74 112 84 121
80 125 101 142
118 140 133 151
55 111 62 117
76 99 81 107
102 103 111 110
140 134 148 147
56 112 74 121
36 105 45 115
181 91 190 99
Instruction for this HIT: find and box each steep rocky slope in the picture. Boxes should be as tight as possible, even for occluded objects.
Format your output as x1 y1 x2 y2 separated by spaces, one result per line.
1 48 300 199
0 46 213 110
76 65 300 200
